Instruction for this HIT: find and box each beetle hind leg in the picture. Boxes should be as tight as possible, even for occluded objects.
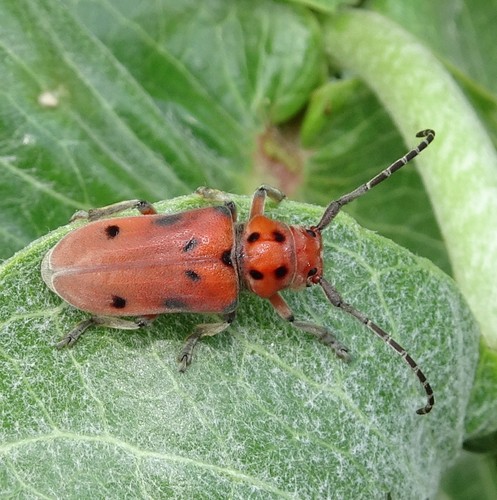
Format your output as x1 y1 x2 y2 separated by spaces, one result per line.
178 312 236 372
56 315 155 348
56 318 97 348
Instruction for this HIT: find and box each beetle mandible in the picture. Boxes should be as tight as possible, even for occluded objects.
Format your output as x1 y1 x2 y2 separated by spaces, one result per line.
42 130 435 414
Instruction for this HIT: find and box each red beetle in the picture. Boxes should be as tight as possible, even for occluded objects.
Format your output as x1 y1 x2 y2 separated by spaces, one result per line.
42 130 435 414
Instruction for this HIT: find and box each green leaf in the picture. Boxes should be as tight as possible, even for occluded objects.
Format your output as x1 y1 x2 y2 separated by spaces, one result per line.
0 194 478 498
281 0 356 14
438 451 497 500
464 343 497 440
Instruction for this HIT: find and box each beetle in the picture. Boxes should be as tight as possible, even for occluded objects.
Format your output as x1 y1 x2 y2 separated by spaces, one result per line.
42 130 435 414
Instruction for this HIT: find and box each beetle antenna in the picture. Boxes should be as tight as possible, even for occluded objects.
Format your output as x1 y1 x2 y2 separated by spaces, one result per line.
315 129 435 232
318 276 434 414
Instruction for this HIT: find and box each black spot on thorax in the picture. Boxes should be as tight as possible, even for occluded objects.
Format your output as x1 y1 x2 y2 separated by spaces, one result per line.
274 266 288 279
247 232 260 243
249 269 264 280
221 249 233 267
307 267 318 277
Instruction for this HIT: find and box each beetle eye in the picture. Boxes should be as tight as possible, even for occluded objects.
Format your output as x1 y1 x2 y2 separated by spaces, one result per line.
307 267 318 277
306 229 317 238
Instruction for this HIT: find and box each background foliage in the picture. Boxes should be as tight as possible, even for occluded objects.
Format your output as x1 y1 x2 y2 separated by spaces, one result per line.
1 0 496 498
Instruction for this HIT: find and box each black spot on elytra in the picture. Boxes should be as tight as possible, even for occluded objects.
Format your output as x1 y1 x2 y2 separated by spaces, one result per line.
183 237 197 252
164 297 187 309
221 250 233 267
154 213 183 226
105 225 120 238
111 295 126 309
247 232 260 243
249 269 264 280
272 231 285 242
274 266 289 279
185 269 201 282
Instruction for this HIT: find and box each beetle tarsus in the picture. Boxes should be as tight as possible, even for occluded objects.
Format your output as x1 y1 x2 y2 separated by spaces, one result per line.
135 315 157 328
177 336 198 372
70 210 90 222
69 199 158 223
249 185 286 218
178 353 192 373
293 320 351 362
56 318 96 348
177 316 235 372
195 186 232 203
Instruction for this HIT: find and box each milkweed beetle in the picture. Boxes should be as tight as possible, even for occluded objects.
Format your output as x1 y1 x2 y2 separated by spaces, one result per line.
42 130 435 414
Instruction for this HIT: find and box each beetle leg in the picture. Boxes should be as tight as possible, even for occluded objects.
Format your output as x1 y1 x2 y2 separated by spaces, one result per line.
56 315 156 348
70 200 157 222
268 293 350 360
56 318 96 348
249 185 286 218
196 186 233 202
224 201 237 222
195 187 238 221
178 311 236 372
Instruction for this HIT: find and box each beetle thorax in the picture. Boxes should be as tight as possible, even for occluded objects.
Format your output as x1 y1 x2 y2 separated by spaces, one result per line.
239 215 323 298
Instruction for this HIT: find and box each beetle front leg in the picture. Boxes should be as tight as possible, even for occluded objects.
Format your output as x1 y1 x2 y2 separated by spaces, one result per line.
268 293 350 361
178 311 236 372
56 315 156 348
70 199 157 222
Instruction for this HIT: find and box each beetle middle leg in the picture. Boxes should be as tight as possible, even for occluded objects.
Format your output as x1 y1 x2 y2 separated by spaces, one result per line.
197 184 285 220
268 293 350 361
178 311 236 372
56 315 156 348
